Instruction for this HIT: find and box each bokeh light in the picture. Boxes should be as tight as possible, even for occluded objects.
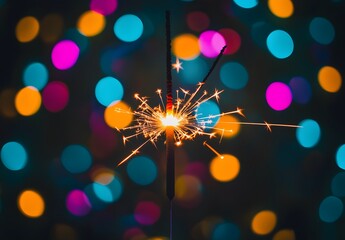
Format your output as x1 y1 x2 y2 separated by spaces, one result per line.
273 229 295 240
336 144 345 170
61 145 92 174
214 115 241 138
0 89 17 118
66 189 91 216
220 62 248 90
172 34 200 60
219 28 241 55
289 76 312 104
90 0 118 16
210 154 240 182
1 141 27 171
23 62 48 90
175 174 202 207
178 57 207 85
196 100 220 128
309 17 335 45
319 196 343 223
318 66 342 93
266 30 294 59
233 0 258 9
95 76 124 107
251 210 277 235
40 13 64 43
15 16 39 43
15 86 41 116
186 11 209 32
114 14 143 42
42 81 69 112
104 101 133 129
18 190 45 218
77 10 105 37
134 201 161 225
127 156 157 185
296 119 321 148
51 40 80 70
92 176 123 203
266 82 292 111
212 222 240 240
331 172 345 197
268 0 294 18
199 30 226 58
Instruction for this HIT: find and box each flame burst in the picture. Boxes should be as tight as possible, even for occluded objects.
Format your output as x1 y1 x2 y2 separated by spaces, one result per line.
116 81 300 166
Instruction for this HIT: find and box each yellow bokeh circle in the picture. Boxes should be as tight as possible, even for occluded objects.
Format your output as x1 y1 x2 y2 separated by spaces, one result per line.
268 0 294 18
318 66 342 93
210 154 240 182
214 115 240 138
77 10 105 37
251 210 277 235
104 101 133 129
175 175 201 201
172 34 200 60
15 16 40 43
15 86 42 116
18 190 45 218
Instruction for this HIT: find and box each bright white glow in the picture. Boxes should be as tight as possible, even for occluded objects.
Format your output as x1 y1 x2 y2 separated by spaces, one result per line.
161 114 179 127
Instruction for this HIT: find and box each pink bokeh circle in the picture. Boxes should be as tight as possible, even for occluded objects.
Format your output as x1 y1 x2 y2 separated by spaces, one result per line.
266 82 292 111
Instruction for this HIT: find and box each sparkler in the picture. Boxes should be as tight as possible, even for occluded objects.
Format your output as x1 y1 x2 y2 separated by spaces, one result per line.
115 11 300 239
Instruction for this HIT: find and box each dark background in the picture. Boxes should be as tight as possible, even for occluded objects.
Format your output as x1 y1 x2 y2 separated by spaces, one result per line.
1 0 345 239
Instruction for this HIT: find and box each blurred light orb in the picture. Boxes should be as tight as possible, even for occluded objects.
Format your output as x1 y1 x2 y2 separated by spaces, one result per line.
273 229 296 240
15 86 41 116
220 62 248 90
90 0 118 16
66 190 91 216
0 89 17 118
309 17 335 45
77 10 105 37
1 141 27 171
214 115 240 138
186 11 209 32
196 100 220 128
199 30 226 58
266 30 294 59
289 77 312 104
61 145 92 174
92 177 122 203
210 154 240 182
318 66 342 93
266 82 292 111
212 222 240 240
134 201 161 225
40 13 64 43
18 190 45 218
114 14 143 42
51 40 80 70
268 0 294 18
95 76 124 107
319 196 343 223
331 172 345 197
23 62 48 90
296 119 321 148
175 174 202 206
42 81 69 112
233 0 258 9
15 16 40 43
336 144 345 170
179 57 207 85
172 34 200 60
251 210 277 235
219 28 241 55
127 156 157 185
104 101 133 129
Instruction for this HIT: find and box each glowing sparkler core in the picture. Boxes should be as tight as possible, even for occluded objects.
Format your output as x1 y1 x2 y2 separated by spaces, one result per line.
161 114 180 127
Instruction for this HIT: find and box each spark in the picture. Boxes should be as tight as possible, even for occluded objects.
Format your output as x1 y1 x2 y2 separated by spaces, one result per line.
116 82 300 167
172 58 183 73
